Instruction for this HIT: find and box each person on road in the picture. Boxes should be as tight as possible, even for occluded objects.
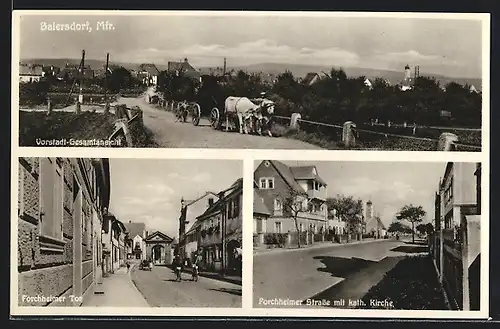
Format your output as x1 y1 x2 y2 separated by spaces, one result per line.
126 260 131 273
173 254 183 280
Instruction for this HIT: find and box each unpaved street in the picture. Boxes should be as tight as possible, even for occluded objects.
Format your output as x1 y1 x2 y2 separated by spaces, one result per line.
117 96 322 149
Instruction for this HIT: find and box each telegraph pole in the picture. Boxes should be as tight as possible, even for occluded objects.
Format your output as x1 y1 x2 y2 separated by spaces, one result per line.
104 53 110 113
78 49 85 104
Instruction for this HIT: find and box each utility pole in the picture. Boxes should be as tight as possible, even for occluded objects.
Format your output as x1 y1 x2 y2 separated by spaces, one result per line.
220 191 226 277
104 53 110 113
78 49 85 104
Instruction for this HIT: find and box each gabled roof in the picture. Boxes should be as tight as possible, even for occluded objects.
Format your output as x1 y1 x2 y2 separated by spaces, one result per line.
290 166 327 186
145 231 174 243
124 222 146 239
302 72 320 85
254 190 271 216
138 63 160 76
19 64 43 76
196 178 243 220
168 59 197 73
268 160 305 194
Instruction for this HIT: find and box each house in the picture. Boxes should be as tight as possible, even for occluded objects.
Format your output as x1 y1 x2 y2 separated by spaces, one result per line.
144 231 174 265
102 212 128 273
327 209 346 235
178 192 221 260
17 157 111 306
195 178 243 275
41 65 61 78
364 78 373 90
57 63 94 81
253 160 328 241
432 162 481 311
124 221 147 260
137 63 160 86
301 72 321 86
253 189 272 247
167 58 201 81
19 64 44 83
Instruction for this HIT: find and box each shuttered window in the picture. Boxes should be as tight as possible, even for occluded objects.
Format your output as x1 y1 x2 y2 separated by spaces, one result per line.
39 158 63 239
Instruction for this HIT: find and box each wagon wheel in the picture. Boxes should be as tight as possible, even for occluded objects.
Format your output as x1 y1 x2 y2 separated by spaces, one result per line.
191 103 201 126
209 107 221 129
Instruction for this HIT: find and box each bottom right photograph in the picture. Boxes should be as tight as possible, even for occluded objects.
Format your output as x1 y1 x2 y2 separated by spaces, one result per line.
252 160 482 311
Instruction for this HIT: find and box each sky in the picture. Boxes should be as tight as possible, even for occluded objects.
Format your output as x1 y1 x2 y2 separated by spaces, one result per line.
19 13 483 78
108 159 242 239
273 160 450 228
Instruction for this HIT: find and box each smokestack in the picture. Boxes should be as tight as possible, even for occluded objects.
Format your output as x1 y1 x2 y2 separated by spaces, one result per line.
208 198 214 207
223 57 227 75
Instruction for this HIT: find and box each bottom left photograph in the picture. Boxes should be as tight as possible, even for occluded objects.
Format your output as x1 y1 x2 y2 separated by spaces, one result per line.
15 157 243 308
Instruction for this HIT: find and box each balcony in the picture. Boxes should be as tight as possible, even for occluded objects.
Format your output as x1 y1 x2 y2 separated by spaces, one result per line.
307 189 326 201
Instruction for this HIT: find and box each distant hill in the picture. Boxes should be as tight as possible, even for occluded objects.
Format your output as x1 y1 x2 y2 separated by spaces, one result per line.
230 63 482 90
20 58 481 89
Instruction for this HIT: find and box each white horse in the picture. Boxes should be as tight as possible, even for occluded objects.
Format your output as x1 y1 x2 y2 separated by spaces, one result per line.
224 97 275 134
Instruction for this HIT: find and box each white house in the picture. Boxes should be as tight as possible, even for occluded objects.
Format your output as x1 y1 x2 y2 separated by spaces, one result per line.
124 221 147 260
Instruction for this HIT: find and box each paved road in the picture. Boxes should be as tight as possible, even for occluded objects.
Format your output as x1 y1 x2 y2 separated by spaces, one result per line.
253 238 426 308
117 96 322 149
131 265 242 308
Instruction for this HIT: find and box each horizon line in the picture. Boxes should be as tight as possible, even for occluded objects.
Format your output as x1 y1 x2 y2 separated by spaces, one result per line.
18 56 482 80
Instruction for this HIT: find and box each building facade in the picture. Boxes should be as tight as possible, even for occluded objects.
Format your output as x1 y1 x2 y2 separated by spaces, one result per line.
253 160 328 241
17 157 110 306
196 179 243 275
124 221 147 260
432 162 481 311
144 231 174 265
19 64 44 83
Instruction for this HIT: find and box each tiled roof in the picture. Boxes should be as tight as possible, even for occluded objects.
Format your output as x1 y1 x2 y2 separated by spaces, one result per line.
138 63 160 76
290 166 327 186
124 222 146 239
196 178 243 220
19 65 43 76
253 190 271 216
268 160 306 194
302 72 320 85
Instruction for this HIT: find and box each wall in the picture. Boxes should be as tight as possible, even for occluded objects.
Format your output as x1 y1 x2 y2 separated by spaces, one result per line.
254 161 293 215
18 158 102 306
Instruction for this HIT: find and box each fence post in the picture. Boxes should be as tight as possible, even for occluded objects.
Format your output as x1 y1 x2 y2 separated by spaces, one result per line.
75 101 81 114
47 98 52 115
113 118 133 147
290 113 301 130
342 121 357 147
437 133 459 151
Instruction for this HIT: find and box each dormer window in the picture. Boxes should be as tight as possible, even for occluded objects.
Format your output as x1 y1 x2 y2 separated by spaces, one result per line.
259 177 274 189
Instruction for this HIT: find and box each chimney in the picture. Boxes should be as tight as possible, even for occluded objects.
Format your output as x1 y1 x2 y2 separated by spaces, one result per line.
208 198 214 207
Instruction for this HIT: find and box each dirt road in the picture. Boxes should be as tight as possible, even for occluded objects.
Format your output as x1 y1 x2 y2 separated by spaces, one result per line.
118 96 322 149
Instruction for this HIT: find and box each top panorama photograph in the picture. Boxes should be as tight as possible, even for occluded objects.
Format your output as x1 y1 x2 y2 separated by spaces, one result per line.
16 12 486 151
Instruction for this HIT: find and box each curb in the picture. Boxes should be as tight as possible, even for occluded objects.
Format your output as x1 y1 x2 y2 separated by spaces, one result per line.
254 238 397 256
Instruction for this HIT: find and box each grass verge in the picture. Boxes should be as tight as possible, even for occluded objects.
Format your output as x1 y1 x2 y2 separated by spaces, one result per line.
359 255 447 310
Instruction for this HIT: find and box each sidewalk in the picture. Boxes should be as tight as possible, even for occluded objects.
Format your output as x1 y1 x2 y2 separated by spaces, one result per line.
254 237 394 256
81 264 149 307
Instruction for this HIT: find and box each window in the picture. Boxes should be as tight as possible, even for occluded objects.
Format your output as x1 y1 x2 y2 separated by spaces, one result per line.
274 222 282 233
231 196 240 218
259 177 275 189
39 158 63 240
274 198 282 211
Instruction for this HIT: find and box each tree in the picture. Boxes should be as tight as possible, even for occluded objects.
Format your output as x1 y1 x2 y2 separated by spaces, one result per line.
396 204 426 243
105 67 135 92
274 187 308 248
416 223 427 236
388 221 407 233
326 195 363 240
